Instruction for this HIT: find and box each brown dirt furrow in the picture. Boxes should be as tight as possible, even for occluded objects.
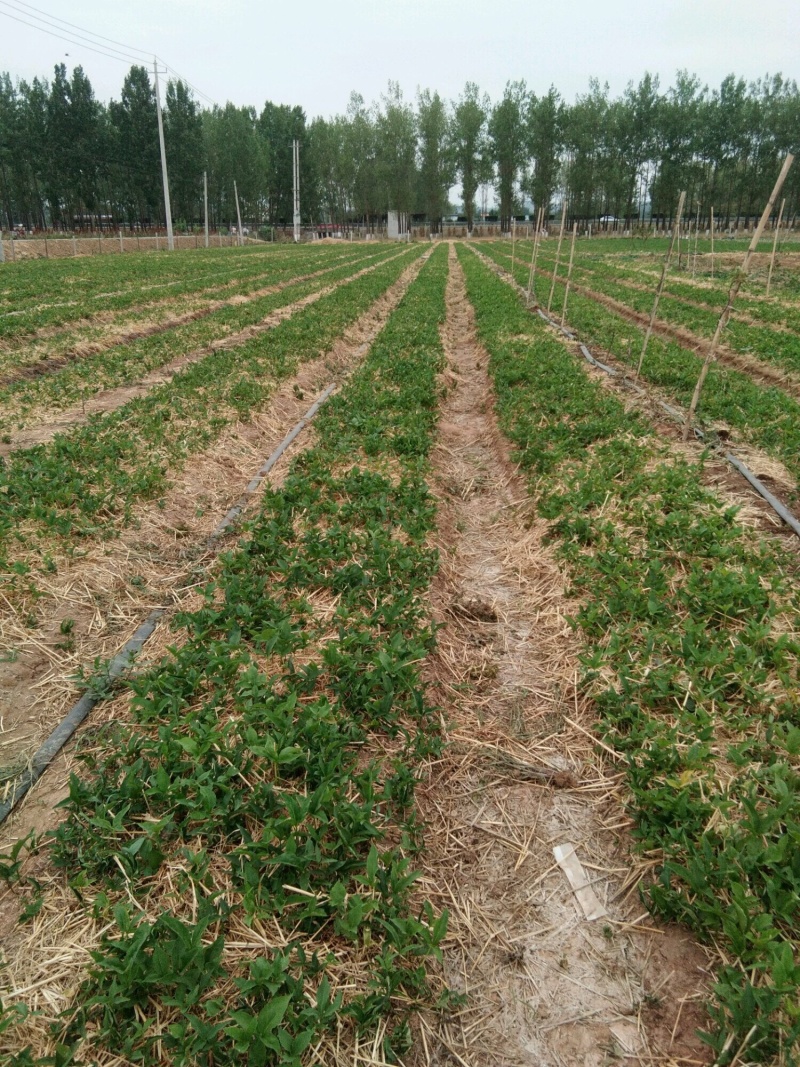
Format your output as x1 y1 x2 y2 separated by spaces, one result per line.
0 251 379 388
0 249 411 452
0 249 429 848
412 245 713 1067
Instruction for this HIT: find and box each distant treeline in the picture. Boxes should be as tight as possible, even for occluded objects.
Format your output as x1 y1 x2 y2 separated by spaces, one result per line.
0 65 798 233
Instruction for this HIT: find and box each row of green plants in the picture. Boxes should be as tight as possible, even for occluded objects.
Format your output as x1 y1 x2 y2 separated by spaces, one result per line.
529 234 800 301
0 246 423 588
0 243 451 1066
0 244 324 318
460 244 800 1064
0 244 378 353
0 245 405 430
567 248 800 332
481 242 800 495
495 239 800 377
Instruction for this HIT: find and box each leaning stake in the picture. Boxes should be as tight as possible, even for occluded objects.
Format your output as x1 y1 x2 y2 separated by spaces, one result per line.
560 222 578 327
635 190 686 380
683 153 794 440
526 206 543 306
766 197 785 297
546 200 567 313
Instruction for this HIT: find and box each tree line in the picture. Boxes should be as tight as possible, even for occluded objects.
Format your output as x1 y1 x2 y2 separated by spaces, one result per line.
0 64 798 234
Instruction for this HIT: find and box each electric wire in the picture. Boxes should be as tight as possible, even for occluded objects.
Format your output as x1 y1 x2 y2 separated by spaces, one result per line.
0 0 218 106
0 5 146 66
2 0 152 57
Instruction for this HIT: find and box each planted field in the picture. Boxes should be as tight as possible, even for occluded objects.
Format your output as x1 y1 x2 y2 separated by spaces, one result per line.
482 238 800 498
1 241 799 1066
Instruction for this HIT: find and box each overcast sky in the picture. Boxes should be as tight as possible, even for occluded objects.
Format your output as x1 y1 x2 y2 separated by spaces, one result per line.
2 0 799 115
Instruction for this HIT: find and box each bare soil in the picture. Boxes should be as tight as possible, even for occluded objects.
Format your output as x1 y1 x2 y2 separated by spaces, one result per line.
411 247 713 1067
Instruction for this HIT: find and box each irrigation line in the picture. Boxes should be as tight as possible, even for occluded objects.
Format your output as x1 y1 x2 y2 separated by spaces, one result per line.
0 609 164 824
467 247 800 542
0 379 344 827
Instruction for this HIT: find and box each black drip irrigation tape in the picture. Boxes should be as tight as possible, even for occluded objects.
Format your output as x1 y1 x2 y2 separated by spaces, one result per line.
0 609 163 823
473 246 800 542
0 380 343 828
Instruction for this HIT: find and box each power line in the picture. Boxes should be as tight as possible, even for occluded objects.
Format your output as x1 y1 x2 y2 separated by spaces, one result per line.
0 6 145 66
0 0 219 106
3 0 152 58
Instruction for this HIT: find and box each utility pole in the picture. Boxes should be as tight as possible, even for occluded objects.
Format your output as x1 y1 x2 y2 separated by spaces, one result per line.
204 171 209 248
234 181 244 246
153 58 174 251
293 139 301 243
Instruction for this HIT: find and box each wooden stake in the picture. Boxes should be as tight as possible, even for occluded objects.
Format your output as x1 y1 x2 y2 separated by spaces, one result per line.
546 200 568 313
635 190 686 379
766 197 785 297
511 216 517 278
691 202 700 279
560 223 578 327
526 206 543 306
710 206 714 279
683 154 794 440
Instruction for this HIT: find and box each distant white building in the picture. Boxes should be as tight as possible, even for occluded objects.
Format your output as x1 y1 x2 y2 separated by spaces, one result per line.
387 210 409 239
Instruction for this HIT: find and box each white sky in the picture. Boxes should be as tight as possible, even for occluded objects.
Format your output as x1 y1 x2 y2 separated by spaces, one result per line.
1 0 798 115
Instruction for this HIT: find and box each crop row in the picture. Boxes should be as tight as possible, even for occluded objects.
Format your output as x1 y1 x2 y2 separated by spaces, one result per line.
0 243 333 311
558 247 800 333
0 244 451 1065
528 234 800 302
480 242 800 494
459 244 800 1063
0 244 379 346
0 246 423 587
0 245 406 430
522 242 800 376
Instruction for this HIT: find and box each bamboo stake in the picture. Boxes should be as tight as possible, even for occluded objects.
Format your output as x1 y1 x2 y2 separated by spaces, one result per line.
766 197 785 297
710 206 714 279
635 190 686 379
560 223 578 327
683 154 794 440
526 206 543 306
691 202 700 279
546 200 567 313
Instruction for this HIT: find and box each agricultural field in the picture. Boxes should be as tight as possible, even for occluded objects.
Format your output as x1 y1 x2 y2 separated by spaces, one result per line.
0 237 799 1067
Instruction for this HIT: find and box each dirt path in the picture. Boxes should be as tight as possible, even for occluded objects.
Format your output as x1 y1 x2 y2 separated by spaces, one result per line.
0 249 412 453
0 251 430 846
412 246 712 1067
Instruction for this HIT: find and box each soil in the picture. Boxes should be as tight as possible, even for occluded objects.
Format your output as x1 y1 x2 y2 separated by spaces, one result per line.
411 246 713 1066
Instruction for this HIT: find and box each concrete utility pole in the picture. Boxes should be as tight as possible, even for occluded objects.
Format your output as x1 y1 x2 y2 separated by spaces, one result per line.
234 181 244 246
292 139 301 243
153 58 174 251
204 171 209 248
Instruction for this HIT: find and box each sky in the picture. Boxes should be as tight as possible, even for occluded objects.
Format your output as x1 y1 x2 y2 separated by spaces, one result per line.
1 0 798 116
